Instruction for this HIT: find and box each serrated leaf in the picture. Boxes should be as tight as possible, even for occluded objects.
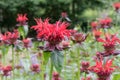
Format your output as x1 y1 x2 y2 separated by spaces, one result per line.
51 50 64 73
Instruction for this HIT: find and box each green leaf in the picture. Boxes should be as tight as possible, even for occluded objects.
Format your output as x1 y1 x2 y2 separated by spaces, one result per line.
1 45 9 56
23 25 29 37
18 26 25 39
43 51 51 64
18 25 28 39
51 50 64 73
113 73 120 80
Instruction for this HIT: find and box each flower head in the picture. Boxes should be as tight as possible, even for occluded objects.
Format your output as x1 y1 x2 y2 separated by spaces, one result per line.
30 64 40 73
99 17 112 28
2 65 12 76
22 38 32 48
93 30 102 40
52 72 61 80
90 21 98 30
97 33 120 55
113 2 120 12
16 14 28 25
31 18 71 51
61 12 67 18
2 30 19 45
80 61 90 74
71 32 87 44
89 59 115 80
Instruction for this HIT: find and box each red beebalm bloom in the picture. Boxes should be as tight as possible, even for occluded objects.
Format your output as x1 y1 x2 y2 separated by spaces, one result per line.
22 38 32 48
99 17 112 28
61 12 67 18
113 2 120 12
93 30 102 40
2 65 12 76
97 33 120 55
89 59 115 80
16 14 28 25
31 18 71 51
90 21 98 30
2 30 19 45
80 61 90 74
31 18 51 41
52 72 61 80
30 64 40 73
60 12 71 22
71 32 87 44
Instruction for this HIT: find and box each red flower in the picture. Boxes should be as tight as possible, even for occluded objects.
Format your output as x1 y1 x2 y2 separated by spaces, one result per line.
52 72 61 80
97 33 120 55
31 18 71 51
22 38 32 48
71 32 87 44
2 65 12 76
2 30 19 45
99 17 112 28
89 59 115 80
16 14 28 25
113 2 120 12
30 64 40 73
93 30 102 40
90 21 98 30
80 61 90 74
31 18 51 41
61 12 67 18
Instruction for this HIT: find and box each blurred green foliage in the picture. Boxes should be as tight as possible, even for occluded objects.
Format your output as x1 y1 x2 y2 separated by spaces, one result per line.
0 0 104 32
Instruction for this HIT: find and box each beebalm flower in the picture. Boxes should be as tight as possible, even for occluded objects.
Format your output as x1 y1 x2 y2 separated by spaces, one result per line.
99 17 112 28
89 59 115 80
93 30 102 40
22 38 32 48
90 21 98 30
113 2 120 13
2 30 19 45
31 18 72 51
16 14 28 26
61 12 71 22
71 32 87 44
30 64 40 73
2 65 12 76
52 72 61 80
97 33 120 55
80 61 90 74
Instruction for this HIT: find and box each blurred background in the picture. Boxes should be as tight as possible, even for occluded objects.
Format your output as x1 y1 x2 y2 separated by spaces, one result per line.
0 0 119 33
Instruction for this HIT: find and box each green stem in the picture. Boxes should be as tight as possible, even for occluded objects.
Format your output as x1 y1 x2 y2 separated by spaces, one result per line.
84 72 86 79
64 51 67 80
12 45 15 79
50 61 53 80
41 52 45 80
